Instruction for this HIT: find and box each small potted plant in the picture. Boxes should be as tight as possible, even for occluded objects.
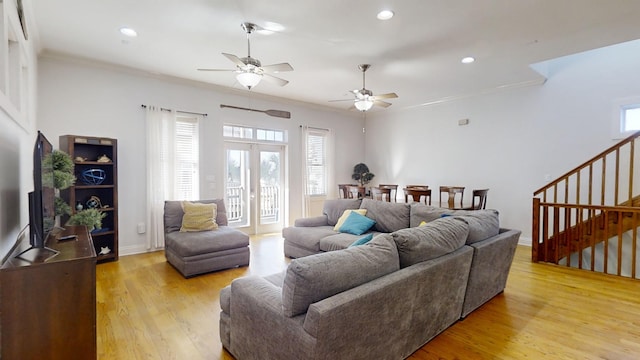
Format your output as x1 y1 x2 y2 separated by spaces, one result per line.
66 208 107 232
352 163 375 186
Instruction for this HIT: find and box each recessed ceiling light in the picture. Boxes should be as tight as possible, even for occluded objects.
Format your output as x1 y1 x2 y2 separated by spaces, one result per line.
119 27 137 37
377 10 394 20
461 56 475 64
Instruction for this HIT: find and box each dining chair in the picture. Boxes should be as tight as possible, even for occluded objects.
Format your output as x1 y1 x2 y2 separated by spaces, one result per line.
439 186 465 209
371 186 393 202
464 189 489 210
338 184 356 199
346 185 366 199
378 184 398 202
405 185 429 190
403 187 432 205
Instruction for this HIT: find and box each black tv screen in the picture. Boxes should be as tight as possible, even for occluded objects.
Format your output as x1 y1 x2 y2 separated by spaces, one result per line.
19 131 57 262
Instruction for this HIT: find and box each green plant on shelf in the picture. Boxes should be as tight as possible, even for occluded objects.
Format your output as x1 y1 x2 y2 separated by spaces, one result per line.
66 208 106 232
43 150 76 217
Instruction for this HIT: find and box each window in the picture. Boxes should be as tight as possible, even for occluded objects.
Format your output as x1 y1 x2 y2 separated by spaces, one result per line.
224 124 285 143
613 98 640 139
306 129 328 196
175 115 199 200
621 105 640 132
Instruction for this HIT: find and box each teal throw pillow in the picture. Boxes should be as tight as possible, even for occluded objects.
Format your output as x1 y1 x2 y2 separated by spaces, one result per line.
349 233 374 247
339 211 376 235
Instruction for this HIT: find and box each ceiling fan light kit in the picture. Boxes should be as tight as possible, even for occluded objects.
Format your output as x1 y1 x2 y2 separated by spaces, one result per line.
329 64 398 112
354 99 374 111
236 71 262 89
198 22 293 90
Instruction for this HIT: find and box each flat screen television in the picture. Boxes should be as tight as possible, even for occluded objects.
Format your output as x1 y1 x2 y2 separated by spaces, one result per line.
16 131 58 262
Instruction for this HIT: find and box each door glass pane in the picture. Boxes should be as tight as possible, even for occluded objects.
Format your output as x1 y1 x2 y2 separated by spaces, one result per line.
226 148 250 227
260 151 281 225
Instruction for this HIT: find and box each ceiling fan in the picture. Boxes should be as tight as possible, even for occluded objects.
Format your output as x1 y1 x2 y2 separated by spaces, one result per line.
330 64 398 111
198 22 293 90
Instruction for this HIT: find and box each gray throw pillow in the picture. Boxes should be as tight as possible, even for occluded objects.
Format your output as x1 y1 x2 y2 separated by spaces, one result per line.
451 209 500 244
282 233 399 317
323 199 363 226
409 204 452 227
392 217 469 268
163 199 229 233
360 198 410 232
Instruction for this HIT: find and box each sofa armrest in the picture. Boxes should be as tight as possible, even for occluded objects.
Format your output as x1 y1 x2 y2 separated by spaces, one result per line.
294 215 329 227
461 228 521 318
229 276 315 359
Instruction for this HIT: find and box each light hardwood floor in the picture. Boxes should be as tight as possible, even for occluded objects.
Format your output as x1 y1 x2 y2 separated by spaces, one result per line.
96 235 640 360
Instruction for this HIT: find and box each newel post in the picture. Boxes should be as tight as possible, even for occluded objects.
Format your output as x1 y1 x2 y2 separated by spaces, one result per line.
532 197 540 262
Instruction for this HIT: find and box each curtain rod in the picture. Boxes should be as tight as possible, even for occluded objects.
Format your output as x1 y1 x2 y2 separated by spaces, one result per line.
140 104 208 117
300 125 330 131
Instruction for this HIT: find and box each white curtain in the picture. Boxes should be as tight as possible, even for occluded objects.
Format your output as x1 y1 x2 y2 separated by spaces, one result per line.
145 106 176 250
300 125 334 217
301 126 311 217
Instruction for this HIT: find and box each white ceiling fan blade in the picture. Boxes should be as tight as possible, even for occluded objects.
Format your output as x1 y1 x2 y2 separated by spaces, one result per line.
262 62 294 73
328 98 355 103
222 53 247 68
197 68 236 72
373 100 392 108
262 73 289 86
374 92 398 100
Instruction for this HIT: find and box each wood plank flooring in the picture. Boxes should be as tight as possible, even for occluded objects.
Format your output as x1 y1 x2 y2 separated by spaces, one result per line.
96 235 640 360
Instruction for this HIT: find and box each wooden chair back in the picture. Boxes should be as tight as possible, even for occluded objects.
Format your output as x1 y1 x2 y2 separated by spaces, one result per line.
403 188 432 205
466 189 489 210
378 184 398 202
346 185 366 199
371 186 393 202
338 184 356 199
405 184 429 190
439 186 465 209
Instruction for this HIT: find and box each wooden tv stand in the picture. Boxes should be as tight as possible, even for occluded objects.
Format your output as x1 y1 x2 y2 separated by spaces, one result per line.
0 226 96 359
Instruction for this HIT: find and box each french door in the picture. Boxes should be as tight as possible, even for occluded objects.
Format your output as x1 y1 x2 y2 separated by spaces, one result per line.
224 142 285 234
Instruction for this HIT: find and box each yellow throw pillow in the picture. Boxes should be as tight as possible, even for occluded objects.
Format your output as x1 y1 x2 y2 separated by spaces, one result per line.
334 209 367 231
180 201 218 232
419 220 428 227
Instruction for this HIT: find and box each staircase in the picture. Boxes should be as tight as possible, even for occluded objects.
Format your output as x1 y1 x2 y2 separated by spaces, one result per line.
532 130 640 278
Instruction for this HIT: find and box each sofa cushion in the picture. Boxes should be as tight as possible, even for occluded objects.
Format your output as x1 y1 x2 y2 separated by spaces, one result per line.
349 233 374 247
323 199 363 226
452 210 500 244
333 209 367 231
180 201 218 232
319 231 382 252
338 211 376 235
392 217 469 268
164 199 229 233
360 198 410 233
164 226 249 257
282 233 399 317
283 226 337 253
409 204 452 227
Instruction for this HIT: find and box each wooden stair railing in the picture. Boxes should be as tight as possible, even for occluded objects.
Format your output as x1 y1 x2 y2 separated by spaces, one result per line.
532 130 640 277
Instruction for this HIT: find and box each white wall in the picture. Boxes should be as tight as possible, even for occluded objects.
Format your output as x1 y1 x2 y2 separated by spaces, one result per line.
37 55 365 255
365 39 640 244
0 0 39 260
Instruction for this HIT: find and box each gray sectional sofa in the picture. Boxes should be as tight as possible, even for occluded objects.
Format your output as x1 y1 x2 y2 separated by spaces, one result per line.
219 198 521 359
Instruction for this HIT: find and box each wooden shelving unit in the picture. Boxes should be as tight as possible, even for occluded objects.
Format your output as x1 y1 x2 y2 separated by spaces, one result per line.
59 135 118 262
